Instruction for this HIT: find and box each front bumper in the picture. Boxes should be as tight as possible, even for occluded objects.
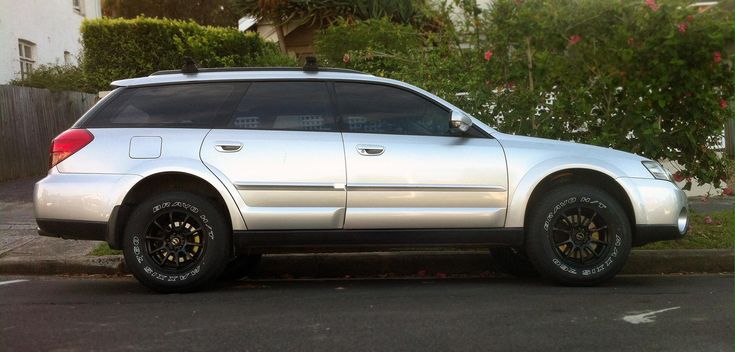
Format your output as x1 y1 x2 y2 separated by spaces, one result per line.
616 177 689 246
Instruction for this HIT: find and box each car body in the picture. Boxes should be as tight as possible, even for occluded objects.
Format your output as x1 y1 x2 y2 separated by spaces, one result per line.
34 65 688 291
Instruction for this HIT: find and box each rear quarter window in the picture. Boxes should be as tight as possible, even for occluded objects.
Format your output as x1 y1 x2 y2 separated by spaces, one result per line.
85 83 243 128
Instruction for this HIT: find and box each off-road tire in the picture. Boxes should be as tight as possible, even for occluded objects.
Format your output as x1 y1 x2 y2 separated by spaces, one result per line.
122 192 230 293
525 184 632 286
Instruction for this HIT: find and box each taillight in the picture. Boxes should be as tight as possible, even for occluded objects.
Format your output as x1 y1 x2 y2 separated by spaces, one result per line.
49 129 94 169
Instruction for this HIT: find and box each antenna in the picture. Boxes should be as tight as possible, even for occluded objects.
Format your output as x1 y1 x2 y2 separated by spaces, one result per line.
303 56 319 72
181 57 198 74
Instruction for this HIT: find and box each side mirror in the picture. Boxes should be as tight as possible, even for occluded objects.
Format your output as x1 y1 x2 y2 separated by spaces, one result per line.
450 111 473 133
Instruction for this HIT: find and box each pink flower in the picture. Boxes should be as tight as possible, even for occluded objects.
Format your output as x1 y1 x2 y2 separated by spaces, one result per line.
678 23 688 32
714 51 722 64
704 216 713 224
720 99 728 109
569 35 582 46
645 0 659 12
723 186 734 196
673 171 684 182
342 53 350 64
484 50 493 61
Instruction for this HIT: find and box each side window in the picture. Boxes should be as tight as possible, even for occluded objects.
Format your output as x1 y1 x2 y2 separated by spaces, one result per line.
335 82 451 136
228 81 335 131
88 83 239 128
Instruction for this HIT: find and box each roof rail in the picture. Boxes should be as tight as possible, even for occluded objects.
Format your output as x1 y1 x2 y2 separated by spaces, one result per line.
149 67 368 76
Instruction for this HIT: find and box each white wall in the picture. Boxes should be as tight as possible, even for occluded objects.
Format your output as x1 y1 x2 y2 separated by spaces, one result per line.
0 0 101 83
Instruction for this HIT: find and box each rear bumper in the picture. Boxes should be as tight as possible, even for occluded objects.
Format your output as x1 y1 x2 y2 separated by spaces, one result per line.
34 171 140 224
37 219 107 241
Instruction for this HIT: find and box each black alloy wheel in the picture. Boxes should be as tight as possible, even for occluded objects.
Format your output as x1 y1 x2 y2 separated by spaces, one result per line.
144 210 206 271
549 206 611 266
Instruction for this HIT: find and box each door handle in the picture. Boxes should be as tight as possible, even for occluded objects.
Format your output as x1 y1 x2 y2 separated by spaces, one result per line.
356 144 385 156
214 143 243 153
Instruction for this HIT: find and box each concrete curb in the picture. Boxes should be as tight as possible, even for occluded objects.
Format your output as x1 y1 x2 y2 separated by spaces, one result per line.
0 255 124 276
0 249 731 277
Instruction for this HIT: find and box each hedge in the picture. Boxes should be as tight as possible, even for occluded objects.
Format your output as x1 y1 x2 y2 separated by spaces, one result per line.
81 17 295 90
316 0 734 188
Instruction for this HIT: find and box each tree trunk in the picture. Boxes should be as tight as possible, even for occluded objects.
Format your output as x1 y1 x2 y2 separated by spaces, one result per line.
275 24 287 55
525 37 536 129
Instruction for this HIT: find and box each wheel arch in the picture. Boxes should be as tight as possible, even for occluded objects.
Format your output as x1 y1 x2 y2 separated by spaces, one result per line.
108 171 244 249
507 167 637 242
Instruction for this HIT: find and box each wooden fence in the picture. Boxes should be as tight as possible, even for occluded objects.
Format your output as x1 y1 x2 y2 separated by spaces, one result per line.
0 85 97 181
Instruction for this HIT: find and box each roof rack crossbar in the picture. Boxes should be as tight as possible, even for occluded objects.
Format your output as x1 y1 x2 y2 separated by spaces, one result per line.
149 67 367 76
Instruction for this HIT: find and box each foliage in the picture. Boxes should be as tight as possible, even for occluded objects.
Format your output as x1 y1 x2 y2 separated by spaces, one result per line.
316 0 734 187
90 242 122 256
315 18 422 75
9 64 95 93
230 0 439 28
81 17 295 91
102 0 241 27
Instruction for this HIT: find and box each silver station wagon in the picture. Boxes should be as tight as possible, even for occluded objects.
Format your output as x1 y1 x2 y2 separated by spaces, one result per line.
34 61 688 292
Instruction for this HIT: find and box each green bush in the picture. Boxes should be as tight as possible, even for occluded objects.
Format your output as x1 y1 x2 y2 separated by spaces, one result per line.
315 18 422 76
10 64 94 93
315 0 733 187
474 0 733 189
81 17 295 90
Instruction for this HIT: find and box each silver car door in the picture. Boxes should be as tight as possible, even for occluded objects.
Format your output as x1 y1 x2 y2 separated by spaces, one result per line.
335 82 508 229
200 81 346 230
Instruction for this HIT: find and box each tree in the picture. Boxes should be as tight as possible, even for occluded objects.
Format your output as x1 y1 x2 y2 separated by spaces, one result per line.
103 0 241 27
230 0 437 53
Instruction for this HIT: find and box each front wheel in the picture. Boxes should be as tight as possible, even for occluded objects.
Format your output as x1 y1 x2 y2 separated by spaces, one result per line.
525 184 632 286
122 192 230 293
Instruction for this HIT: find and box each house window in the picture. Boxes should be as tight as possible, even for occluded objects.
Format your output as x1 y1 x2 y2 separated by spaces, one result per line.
73 0 84 15
18 40 35 80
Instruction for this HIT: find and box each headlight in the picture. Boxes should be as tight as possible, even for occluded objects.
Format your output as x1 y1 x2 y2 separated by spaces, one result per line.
642 160 673 182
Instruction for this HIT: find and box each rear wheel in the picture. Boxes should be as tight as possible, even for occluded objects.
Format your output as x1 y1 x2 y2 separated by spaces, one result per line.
525 184 632 286
122 192 230 293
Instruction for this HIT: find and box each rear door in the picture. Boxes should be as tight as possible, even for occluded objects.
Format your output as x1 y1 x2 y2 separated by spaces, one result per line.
335 82 508 229
200 81 346 230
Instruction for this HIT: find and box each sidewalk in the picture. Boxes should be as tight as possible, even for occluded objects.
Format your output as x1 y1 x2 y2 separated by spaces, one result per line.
0 176 732 277
0 176 101 261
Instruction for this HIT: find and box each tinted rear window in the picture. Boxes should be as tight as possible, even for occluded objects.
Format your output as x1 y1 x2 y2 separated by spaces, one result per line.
86 83 241 128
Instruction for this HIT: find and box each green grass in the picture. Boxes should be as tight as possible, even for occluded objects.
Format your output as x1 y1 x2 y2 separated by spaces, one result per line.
89 242 122 256
641 210 733 249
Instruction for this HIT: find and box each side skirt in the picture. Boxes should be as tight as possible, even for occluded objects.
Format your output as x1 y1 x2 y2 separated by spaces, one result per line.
233 228 524 254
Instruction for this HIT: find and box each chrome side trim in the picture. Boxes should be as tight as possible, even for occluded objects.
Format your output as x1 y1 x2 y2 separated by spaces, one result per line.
235 182 340 191
345 183 507 192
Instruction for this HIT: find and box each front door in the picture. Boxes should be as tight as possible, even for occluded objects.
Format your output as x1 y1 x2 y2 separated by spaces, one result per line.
334 82 508 229
200 81 346 230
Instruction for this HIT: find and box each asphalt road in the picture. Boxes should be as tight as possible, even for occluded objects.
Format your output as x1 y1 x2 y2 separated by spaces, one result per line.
0 274 731 352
